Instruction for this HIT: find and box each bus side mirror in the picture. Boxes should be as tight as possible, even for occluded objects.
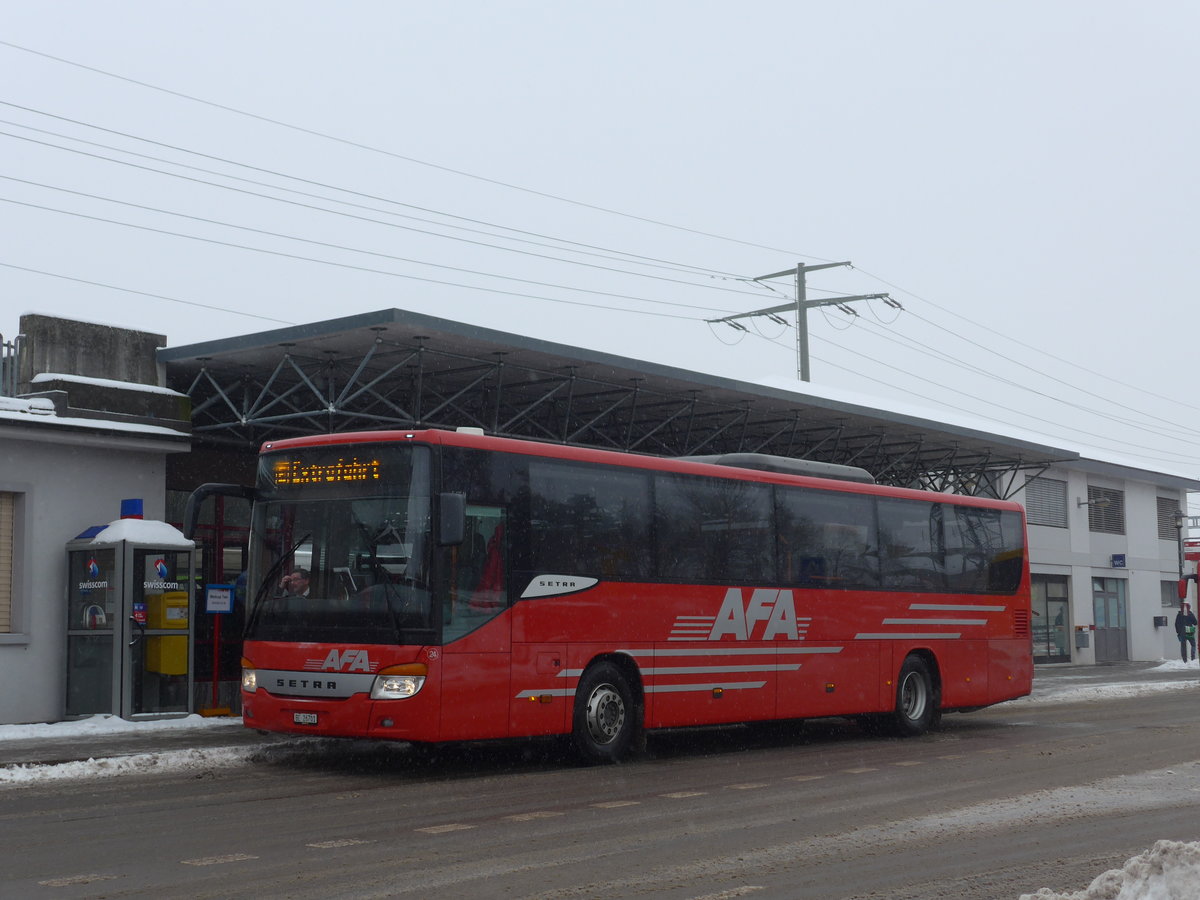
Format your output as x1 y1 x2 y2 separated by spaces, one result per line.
438 492 466 546
183 483 255 540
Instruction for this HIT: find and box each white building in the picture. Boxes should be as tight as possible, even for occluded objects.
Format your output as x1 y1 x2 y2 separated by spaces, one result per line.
1016 459 1195 665
0 391 190 725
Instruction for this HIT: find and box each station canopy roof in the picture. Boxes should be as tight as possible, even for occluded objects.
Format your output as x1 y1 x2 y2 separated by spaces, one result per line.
159 308 1081 497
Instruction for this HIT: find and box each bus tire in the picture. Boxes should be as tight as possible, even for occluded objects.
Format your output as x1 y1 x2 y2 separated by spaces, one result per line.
892 655 940 737
572 662 639 764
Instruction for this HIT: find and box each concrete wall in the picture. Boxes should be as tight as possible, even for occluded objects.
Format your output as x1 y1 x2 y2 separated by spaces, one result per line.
0 427 171 725
17 314 166 392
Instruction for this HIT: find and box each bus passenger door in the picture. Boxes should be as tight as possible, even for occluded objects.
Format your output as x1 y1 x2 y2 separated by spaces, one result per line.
439 507 511 741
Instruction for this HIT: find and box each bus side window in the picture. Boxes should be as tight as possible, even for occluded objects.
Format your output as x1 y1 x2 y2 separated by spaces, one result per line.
879 498 946 592
529 459 651 580
776 487 880 590
655 474 774 583
444 506 506 642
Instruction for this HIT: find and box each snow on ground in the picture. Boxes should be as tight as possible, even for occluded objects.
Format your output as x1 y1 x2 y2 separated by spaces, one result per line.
1020 841 1200 900
0 713 253 786
0 710 238 742
0 746 253 784
2 663 1200 898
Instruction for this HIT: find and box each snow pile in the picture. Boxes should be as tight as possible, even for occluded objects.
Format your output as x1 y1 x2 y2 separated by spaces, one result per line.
0 713 237 741
0 714 253 786
1021 841 1200 900
0 747 251 785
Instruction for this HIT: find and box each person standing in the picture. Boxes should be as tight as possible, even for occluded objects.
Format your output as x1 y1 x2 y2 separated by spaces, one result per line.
1175 602 1197 663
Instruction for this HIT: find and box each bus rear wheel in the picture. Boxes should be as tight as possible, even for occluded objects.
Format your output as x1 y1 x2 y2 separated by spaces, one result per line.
572 662 639 764
892 655 940 737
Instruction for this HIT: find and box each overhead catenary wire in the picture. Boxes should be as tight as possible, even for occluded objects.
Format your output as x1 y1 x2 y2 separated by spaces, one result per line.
0 127 773 303
0 260 294 325
0 100 754 285
753 328 1200 468
852 263 1200 420
2 40 1198 473
0 195 711 322
842 312 1200 444
0 174 745 318
0 39 844 264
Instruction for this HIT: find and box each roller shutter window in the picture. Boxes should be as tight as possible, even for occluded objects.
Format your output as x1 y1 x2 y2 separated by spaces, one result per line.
1157 496 1181 541
1087 486 1125 535
1025 477 1067 528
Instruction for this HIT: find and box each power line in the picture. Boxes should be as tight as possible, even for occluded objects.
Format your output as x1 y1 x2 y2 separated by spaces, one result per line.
754 328 1200 469
0 100 754 284
0 195 709 322
0 126 771 302
852 263 1200 418
0 260 294 325
847 313 1200 443
0 173 741 317
0 40 839 262
3 40 1197 463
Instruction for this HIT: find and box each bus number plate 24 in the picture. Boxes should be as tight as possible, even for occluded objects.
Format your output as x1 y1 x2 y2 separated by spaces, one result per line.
293 712 318 726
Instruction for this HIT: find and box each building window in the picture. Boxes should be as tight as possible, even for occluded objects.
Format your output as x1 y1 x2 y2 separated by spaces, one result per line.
1163 579 1181 609
1086 486 1125 535
1031 574 1069 662
1025 477 1067 528
0 492 12 633
1157 496 1182 541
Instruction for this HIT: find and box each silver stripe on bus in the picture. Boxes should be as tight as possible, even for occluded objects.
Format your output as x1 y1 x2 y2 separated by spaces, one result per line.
617 646 844 656
641 664 802 675
646 682 767 693
512 684 782 698
854 633 962 640
883 618 987 626
909 603 1006 611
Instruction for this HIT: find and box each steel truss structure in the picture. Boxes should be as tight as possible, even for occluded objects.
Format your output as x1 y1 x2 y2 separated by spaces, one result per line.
160 309 1076 499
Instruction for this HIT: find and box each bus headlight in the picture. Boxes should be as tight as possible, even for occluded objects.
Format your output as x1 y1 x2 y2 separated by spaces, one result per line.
371 663 428 699
241 658 257 692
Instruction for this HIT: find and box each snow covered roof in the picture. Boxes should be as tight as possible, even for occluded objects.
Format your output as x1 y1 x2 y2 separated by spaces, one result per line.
31 372 186 397
84 518 194 548
0 395 191 442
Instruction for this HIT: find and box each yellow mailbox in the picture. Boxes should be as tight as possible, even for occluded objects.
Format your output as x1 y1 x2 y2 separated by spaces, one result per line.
146 590 189 675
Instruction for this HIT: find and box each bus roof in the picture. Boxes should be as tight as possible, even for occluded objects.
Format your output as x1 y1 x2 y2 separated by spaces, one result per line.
260 428 1024 511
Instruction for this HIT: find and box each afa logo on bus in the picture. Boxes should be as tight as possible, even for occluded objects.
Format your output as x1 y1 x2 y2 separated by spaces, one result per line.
709 588 804 641
307 649 378 672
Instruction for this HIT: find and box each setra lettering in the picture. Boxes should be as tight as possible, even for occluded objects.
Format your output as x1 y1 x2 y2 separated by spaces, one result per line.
277 678 337 690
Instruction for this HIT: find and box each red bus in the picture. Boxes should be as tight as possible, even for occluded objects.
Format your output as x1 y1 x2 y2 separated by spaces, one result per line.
187 427 1031 762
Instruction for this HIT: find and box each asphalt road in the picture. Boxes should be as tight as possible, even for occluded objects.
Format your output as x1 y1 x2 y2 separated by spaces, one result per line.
4 683 1200 899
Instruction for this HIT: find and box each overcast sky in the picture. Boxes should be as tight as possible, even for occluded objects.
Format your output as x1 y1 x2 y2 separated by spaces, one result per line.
3 2 1198 478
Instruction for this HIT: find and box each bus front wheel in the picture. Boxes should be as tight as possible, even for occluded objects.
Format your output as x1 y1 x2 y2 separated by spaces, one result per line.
572 662 639 764
892 655 940 737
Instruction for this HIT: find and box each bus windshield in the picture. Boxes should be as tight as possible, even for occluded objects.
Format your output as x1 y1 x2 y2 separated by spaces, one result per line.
245 444 435 645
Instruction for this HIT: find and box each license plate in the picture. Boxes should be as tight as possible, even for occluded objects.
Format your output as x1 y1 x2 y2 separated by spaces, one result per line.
293 712 318 726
